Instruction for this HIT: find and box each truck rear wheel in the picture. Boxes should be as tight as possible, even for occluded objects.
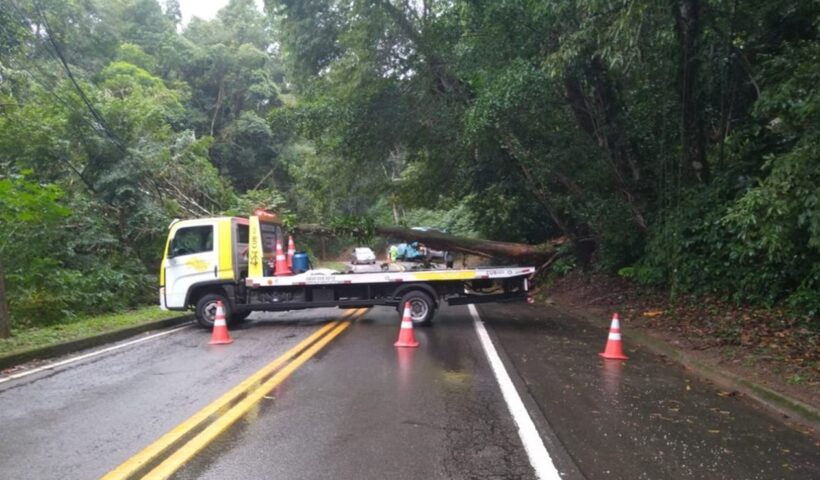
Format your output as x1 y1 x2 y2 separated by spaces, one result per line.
399 290 435 327
195 293 231 329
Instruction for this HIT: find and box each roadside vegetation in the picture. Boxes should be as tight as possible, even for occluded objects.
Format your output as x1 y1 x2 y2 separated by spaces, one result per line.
0 306 186 357
1 0 817 356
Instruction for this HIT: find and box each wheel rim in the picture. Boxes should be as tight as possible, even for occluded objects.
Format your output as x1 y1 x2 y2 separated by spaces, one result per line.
203 301 218 324
409 299 429 322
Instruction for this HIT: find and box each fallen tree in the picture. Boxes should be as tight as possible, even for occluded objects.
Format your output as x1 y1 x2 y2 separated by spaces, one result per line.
294 223 567 262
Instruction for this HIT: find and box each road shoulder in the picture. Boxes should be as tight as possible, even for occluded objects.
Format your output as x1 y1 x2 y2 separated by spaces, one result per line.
549 299 819 435
0 314 192 372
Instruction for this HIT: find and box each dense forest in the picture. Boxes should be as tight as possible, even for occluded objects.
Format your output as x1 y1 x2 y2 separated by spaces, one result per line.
0 0 818 334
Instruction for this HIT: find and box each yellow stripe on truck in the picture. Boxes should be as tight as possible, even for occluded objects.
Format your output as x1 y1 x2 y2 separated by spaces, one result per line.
413 271 478 281
248 215 264 278
217 217 234 280
159 224 177 287
159 258 166 286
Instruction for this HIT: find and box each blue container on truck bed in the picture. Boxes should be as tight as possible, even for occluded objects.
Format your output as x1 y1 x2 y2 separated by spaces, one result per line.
292 252 309 273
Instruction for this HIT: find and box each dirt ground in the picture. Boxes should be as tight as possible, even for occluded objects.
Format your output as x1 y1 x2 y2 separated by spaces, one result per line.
544 272 819 412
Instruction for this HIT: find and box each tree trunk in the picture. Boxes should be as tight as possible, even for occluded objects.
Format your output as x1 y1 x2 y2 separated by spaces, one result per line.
563 65 648 232
500 137 572 238
375 0 472 101
391 199 400 224
295 224 565 262
672 0 709 183
0 259 10 339
210 80 225 137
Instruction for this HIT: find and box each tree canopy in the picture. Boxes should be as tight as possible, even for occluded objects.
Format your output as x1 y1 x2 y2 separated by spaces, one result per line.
267 0 819 314
0 0 817 332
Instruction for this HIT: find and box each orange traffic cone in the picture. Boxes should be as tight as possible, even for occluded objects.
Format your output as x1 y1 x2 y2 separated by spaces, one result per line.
599 313 627 360
287 235 296 269
274 239 292 276
209 301 233 345
394 302 420 348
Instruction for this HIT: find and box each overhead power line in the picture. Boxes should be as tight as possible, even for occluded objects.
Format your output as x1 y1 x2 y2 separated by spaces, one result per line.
32 0 128 154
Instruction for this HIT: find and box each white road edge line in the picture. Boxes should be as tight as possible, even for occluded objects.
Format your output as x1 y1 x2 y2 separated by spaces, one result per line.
0 324 191 384
469 304 562 480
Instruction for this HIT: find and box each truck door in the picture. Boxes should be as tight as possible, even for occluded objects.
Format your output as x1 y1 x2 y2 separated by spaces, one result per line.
164 222 219 308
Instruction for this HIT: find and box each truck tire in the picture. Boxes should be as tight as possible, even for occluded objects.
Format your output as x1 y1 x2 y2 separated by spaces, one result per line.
195 293 231 329
399 290 435 327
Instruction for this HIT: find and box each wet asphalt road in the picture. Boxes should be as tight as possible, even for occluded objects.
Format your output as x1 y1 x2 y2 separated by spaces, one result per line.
480 303 819 479
174 306 534 480
0 310 345 480
0 303 817 479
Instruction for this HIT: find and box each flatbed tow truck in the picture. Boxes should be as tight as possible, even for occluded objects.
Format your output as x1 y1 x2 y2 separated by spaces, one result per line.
160 214 534 328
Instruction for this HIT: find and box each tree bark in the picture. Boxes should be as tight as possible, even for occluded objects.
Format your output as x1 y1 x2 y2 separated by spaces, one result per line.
672 0 709 183
563 65 648 232
210 80 225 137
500 137 572 238
294 224 565 261
0 259 10 339
391 201 400 224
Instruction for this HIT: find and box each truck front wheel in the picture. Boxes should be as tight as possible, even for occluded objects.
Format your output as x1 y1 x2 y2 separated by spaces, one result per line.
399 291 435 327
195 293 231 329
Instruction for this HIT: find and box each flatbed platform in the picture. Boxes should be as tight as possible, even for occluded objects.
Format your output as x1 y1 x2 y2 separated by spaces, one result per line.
246 266 536 288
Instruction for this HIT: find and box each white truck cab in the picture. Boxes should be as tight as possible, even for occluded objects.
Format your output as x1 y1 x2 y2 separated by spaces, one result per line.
160 215 283 324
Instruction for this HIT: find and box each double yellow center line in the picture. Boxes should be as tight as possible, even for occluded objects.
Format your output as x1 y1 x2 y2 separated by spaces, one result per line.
103 308 366 480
